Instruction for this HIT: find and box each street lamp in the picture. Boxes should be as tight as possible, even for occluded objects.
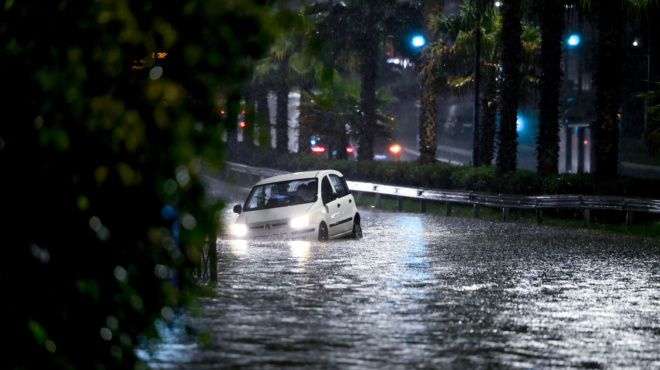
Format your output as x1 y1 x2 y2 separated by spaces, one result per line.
411 35 425 48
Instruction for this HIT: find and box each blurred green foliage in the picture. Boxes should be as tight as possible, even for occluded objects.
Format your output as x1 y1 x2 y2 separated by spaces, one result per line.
1 1 275 368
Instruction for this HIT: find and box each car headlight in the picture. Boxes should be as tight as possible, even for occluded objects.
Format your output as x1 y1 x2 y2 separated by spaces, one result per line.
290 215 309 229
230 223 248 237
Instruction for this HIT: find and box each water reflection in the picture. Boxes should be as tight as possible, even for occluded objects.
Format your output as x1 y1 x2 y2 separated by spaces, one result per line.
289 241 311 263
229 239 248 256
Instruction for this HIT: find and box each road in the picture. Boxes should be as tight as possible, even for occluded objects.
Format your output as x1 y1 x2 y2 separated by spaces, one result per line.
138 178 660 369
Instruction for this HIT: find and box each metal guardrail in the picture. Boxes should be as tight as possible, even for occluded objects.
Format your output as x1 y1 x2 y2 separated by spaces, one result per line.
224 162 660 226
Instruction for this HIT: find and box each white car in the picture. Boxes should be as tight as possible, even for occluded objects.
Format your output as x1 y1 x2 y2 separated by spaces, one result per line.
230 170 362 241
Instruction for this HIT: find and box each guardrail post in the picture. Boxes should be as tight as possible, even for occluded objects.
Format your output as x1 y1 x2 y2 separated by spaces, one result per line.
473 204 480 219
583 209 591 227
356 191 363 206
397 196 403 212
626 211 634 228
420 199 426 213
446 202 452 216
375 194 381 208
502 207 510 222
536 209 543 225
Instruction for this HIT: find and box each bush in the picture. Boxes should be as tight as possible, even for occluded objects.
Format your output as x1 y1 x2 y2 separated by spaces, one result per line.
229 153 660 198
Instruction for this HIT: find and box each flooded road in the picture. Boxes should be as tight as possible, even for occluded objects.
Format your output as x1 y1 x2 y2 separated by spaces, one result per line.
140 184 660 369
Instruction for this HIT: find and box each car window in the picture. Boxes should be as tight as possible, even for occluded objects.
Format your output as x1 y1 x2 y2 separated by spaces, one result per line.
244 178 317 211
321 176 334 202
329 174 348 197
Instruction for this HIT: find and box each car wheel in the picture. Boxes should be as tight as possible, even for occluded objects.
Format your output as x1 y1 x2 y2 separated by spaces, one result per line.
318 223 328 241
351 222 362 239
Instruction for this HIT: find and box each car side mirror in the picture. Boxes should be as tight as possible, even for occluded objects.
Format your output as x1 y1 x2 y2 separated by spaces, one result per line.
233 204 242 214
323 192 338 204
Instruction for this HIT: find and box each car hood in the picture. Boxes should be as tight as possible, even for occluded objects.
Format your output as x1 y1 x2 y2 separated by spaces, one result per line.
237 203 314 225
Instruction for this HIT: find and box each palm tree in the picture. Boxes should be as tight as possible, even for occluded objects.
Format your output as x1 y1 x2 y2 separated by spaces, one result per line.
432 1 539 168
298 73 396 159
436 1 501 166
496 0 523 174
312 0 408 161
253 8 317 155
535 0 566 177
417 0 444 165
590 0 659 179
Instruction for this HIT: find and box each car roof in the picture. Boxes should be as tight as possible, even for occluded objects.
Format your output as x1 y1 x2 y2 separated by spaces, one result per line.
255 169 344 186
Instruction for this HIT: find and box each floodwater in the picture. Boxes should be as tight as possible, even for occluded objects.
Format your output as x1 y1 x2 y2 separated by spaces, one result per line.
138 205 660 369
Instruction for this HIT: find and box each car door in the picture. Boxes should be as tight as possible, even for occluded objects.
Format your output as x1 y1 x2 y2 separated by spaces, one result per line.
328 174 354 234
321 175 344 237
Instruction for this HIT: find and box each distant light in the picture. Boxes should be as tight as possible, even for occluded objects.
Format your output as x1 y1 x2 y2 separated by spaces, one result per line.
311 145 326 153
633 40 639 47
568 34 580 46
516 114 525 133
389 144 402 154
584 140 588 145
567 98 574 102
346 146 354 153
494 1 502 6
310 137 317 146
239 121 246 128
411 35 425 48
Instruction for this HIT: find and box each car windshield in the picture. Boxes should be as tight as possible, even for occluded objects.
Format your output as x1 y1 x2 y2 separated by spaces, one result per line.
244 178 318 211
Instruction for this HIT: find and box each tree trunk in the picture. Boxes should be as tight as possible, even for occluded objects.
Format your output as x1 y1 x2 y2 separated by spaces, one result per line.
225 90 241 159
254 85 271 149
536 0 564 178
593 0 624 180
243 85 256 150
479 72 497 165
297 92 312 153
357 25 378 161
417 0 442 165
496 0 522 175
418 71 438 165
472 0 482 167
275 64 290 155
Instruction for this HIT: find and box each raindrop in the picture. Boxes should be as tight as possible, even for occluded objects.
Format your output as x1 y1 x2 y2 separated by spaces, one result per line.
149 66 163 80
154 264 169 279
161 306 175 321
114 266 128 283
100 327 112 341
89 216 102 232
30 244 50 264
181 213 197 230
163 179 177 195
120 333 132 347
97 226 110 241
45 340 56 354
131 294 144 310
175 166 190 187
106 316 119 330
34 115 44 130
